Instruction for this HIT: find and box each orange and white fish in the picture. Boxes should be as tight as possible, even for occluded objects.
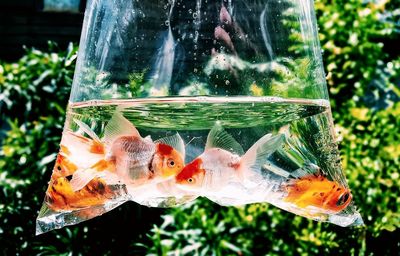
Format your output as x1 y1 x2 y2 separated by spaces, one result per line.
284 172 352 213
68 110 186 192
175 123 284 194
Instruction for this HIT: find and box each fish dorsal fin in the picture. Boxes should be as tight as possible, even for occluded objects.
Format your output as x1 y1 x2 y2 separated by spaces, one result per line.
103 110 140 147
205 122 244 156
73 119 101 142
155 133 185 158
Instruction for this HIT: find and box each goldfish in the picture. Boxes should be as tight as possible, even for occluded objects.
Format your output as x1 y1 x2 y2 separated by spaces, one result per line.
176 123 284 194
284 172 352 214
45 176 120 211
44 144 121 211
69 110 186 192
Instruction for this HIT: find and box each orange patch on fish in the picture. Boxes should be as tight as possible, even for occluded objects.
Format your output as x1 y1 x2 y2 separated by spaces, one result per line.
60 145 70 155
90 140 105 154
284 174 352 214
157 143 173 155
91 159 115 172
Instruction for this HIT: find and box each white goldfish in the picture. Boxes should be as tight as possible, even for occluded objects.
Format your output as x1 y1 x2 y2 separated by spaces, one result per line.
175 123 284 195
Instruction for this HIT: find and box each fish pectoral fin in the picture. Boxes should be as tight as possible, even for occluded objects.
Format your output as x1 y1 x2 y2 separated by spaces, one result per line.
155 133 185 158
69 168 100 192
103 110 141 148
206 122 244 155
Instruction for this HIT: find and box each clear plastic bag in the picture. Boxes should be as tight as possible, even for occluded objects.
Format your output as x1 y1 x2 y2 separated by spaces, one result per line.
36 0 363 235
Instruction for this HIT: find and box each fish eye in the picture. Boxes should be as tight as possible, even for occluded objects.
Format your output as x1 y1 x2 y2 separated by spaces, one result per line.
336 192 350 206
167 159 175 168
187 178 194 183
342 192 350 202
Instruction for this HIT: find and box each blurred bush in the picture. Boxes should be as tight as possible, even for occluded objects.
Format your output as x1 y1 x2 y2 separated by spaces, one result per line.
0 0 399 255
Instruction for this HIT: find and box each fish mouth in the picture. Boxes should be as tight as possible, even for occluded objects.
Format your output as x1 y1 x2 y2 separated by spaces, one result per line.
175 183 201 193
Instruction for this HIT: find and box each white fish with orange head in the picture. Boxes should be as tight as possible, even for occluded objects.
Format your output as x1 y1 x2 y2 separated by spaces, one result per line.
175 123 284 195
68 110 186 192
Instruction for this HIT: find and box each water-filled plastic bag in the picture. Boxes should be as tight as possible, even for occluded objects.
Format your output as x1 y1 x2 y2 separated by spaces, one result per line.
36 0 363 234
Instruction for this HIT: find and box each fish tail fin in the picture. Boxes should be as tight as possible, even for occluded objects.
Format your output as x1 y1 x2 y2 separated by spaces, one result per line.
239 133 284 187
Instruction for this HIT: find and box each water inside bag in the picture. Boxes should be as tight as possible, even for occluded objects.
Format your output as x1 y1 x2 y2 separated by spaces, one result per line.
36 96 363 234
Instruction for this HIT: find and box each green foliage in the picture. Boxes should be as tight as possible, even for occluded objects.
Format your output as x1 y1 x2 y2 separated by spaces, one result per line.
315 0 400 109
138 199 366 255
0 43 77 124
0 43 75 254
337 102 400 235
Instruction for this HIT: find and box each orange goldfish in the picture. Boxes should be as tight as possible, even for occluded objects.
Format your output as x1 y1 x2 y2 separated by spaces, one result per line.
284 173 352 213
45 176 120 211
69 111 186 192
176 123 284 194
45 137 118 210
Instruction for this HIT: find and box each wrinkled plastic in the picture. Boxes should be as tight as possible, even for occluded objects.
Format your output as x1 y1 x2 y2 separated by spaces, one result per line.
36 0 362 235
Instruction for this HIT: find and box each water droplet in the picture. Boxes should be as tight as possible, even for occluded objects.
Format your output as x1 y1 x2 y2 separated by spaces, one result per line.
165 20 170 26
225 80 230 85
188 9 193 14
